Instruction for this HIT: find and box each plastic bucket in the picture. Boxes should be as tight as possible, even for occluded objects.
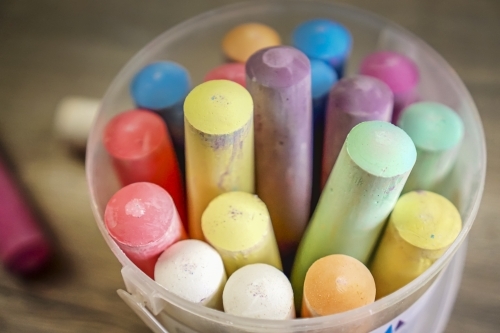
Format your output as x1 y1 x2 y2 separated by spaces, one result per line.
86 1 486 332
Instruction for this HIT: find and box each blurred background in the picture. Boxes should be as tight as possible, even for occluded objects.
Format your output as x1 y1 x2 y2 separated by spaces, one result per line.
0 0 498 332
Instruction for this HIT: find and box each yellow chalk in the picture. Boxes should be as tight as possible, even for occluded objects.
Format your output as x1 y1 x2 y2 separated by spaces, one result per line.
370 191 462 299
202 191 282 276
184 80 255 240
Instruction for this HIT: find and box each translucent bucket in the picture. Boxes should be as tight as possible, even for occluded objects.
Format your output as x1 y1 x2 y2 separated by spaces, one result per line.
86 1 486 332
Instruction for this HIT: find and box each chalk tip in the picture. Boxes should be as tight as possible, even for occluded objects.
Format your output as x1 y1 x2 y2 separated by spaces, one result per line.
223 263 294 319
131 61 191 111
246 46 311 88
360 51 419 93
222 23 281 63
346 121 417 178
184 80 253 135
292 19 352 60
398 102 464 151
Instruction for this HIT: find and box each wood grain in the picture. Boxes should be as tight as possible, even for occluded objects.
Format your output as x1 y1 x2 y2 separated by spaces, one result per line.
0 0 498 332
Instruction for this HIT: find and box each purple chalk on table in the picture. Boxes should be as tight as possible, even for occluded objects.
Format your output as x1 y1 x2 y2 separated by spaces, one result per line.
321 75 393 188
359 51 419 124
246 46 313 256
0 156 51 275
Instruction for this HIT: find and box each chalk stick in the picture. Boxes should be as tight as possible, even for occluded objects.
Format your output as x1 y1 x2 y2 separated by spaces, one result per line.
130 61 191 164
321 75 393 188
398 102 464 194
310 59 338 210
184 80 254 240
291 121 416 308
246 46 312 255
370 191 462 299
103 109 186 225
0 156 51 274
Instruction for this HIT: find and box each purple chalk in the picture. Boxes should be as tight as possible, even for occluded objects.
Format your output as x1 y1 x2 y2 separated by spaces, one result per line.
246 46 312 255
321 75 393 187
359 51 419 123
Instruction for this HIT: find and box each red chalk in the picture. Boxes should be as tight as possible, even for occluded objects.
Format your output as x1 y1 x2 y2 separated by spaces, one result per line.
0 157 51 275
104 182 187 278
103 109 187 226
203 63 246 87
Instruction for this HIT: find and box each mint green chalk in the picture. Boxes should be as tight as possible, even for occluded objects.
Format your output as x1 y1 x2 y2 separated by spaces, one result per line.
291 121 416 309
398 102 464 193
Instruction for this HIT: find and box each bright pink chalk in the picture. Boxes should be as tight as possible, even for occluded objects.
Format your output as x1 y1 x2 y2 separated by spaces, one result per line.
104 182 186 278
0 157 51 275
359 51 419 123
204 63 246 87
103 109 187 228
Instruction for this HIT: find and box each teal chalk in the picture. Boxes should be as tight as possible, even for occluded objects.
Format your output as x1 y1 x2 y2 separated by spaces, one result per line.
398 102 464 193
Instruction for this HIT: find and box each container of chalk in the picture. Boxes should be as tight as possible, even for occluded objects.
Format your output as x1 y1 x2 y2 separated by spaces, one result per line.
86 1 485 332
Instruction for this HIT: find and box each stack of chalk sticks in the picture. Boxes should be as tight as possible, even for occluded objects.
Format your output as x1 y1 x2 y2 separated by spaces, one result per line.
101 20 464 320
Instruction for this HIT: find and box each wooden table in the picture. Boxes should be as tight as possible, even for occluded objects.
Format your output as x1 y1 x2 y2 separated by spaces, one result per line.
0 0 498 332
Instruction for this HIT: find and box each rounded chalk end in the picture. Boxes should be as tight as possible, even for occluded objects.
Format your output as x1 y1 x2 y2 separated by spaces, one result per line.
292 19 352 61
311 59 338 99
222 23 281 63
360 51 419 94
104 182 177 248
392 191 462 250
223 264 295 319
202 192 270 253
53 96 100 149
303 254 375 317
398 102 464 151
184 80 253 135
246 46 310 88
131 61 191 111
329 75 393 119
155 240 226 308
346 121 417 178
103 110 167 160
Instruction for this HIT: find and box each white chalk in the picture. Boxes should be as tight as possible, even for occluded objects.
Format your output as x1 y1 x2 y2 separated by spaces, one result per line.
223 263 295 320
53 96 100 149
154 240 227 310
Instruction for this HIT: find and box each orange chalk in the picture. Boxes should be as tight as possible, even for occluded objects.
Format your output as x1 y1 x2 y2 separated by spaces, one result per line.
222 23 281 63
301 254 376 317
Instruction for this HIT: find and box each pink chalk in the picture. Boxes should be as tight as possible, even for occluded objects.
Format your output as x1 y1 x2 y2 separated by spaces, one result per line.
104 182 186 278
359 51 419 123
103 109 187 227
204 63 246 87
0 157 51 274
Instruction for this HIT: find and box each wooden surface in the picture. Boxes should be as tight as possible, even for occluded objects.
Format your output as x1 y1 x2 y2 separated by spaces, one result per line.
0 0 498 332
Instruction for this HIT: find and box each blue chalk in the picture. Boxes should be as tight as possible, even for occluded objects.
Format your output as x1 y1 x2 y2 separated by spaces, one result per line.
311 59 338 100
131 61 191 111
292 19 352 62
